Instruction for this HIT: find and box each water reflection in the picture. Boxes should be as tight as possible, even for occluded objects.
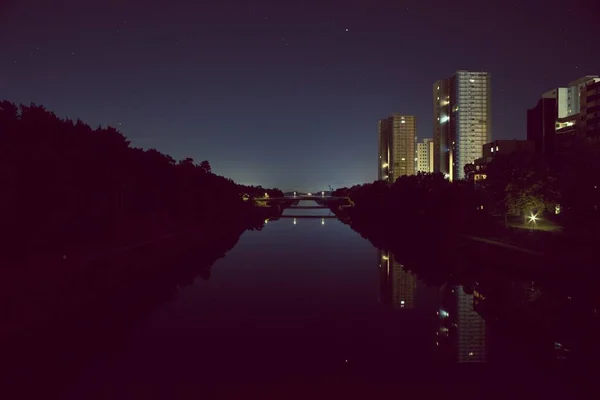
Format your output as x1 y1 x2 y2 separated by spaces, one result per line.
437 284 487 363
378 250 417 309
15 206 597 398
379 250 487 364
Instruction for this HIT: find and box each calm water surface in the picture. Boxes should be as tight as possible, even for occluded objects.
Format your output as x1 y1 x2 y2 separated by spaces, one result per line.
61 202 588 398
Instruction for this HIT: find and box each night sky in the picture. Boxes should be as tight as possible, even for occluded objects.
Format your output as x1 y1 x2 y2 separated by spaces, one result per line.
1 0 598 191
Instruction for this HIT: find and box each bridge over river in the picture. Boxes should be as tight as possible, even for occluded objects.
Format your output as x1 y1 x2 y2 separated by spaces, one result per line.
252 195 354 222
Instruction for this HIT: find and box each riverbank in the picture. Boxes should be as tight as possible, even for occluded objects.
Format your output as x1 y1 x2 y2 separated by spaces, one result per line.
330 205 600 309
332 201 597 266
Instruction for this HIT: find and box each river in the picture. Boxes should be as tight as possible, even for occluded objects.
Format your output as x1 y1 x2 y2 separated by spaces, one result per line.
30 201 596 398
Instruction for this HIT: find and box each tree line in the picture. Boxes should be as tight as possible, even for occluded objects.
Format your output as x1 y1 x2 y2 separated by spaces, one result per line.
332 172 483 239
466 140 600 231
0 101 282 260
333 140 600 237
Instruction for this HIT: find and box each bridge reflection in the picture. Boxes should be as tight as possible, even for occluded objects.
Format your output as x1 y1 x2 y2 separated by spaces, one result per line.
277 215 337 219
264 215 335 226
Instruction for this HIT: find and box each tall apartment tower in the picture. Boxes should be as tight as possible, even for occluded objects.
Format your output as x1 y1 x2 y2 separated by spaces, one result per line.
378 114 416 183
433 71 492 180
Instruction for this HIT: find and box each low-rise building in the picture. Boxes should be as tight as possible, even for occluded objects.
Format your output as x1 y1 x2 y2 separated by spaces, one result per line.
472 139 534 183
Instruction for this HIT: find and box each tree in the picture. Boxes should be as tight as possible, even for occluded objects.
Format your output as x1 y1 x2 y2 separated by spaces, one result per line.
0 100 280 260
504 174 560 217
556 139 600 221
483 151 555 222
464 163 476 181
199 160 211 174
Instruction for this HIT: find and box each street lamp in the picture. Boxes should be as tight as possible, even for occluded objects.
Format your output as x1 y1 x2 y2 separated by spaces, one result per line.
528 213 538 230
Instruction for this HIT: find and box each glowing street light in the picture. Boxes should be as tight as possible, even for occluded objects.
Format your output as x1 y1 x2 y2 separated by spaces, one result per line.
293 191 297 197
321 191 325 197
293 218 297 225
307 192 312 196
528 213 539 230
321 217 325 225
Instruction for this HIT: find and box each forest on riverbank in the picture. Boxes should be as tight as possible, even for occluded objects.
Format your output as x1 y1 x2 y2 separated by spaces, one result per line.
0 101 280 262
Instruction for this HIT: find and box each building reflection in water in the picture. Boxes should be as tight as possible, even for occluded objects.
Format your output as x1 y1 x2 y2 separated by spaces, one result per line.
378 250 417 310
437 284 487 363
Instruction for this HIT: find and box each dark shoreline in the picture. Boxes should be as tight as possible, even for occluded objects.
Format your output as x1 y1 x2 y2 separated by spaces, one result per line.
329 205 599 303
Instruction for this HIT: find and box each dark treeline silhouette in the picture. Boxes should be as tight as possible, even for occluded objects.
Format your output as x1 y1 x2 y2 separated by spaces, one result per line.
0 101 279 261
332 172 484 241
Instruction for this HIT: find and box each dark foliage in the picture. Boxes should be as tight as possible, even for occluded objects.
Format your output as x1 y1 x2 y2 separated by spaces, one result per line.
0 101 280 260
333 172 483 237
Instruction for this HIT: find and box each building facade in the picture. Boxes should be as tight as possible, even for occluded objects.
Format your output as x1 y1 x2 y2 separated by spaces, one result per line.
527 97 558 156
580 79 600 142
482 139 534 159
472 139 534 182
417 138 434 173
378 114 416 183
527 76 599 157
433 71 492 181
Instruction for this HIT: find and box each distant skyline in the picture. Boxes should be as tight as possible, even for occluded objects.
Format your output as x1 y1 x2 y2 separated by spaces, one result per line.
1 0 598 191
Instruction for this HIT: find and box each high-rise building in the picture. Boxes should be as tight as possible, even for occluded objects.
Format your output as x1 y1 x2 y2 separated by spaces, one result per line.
417 138 434 173
527 76 599 156
378 114 416 183
433 71 492 181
